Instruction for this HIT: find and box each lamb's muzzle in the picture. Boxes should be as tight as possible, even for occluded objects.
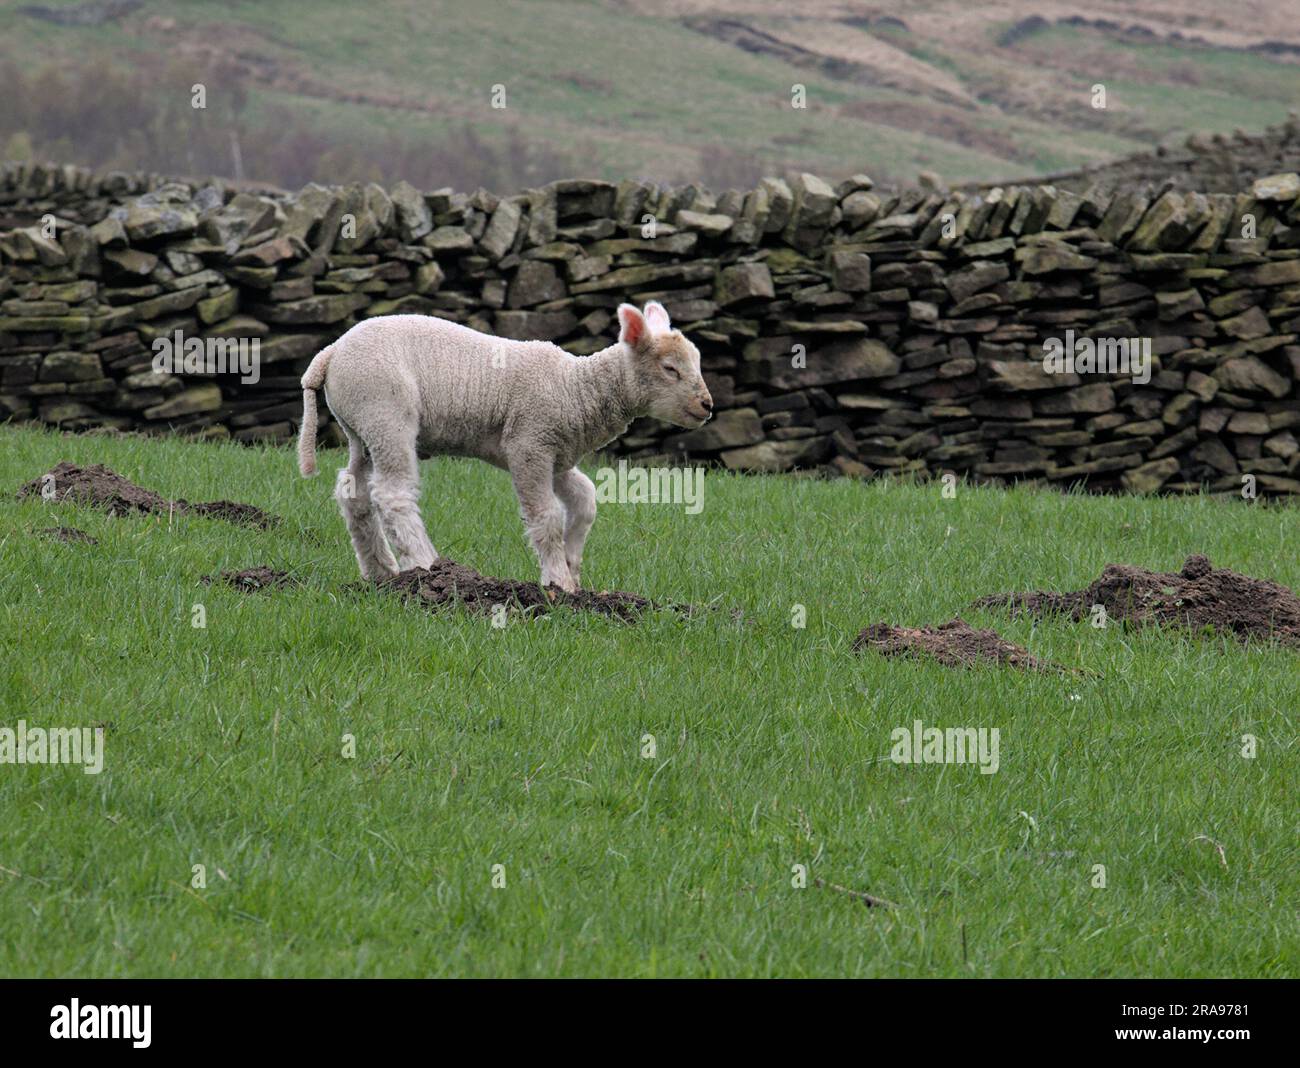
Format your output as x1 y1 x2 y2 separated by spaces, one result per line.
298 301 711 592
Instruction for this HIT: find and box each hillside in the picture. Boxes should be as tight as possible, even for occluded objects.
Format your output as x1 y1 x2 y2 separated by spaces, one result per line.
1 0 1298 192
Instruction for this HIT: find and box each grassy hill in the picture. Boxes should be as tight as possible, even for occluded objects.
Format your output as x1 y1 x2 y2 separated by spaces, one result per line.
1 0 1298 192
1 423 1296 976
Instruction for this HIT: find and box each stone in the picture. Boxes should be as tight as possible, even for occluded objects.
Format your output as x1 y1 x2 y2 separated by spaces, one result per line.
1251 173 1300 201
480 199 523 260
39 351 102 383
1035 384 1116 415
1227 410 1271 434
493 310 578 341
508 261 566 308
1191 438 1238 474
280 184 340 244
1155 289 1205 320
719 436 830 471
1241 259 1300 287
567 255 611 284
144 384 223 420
527 187 559 246
553 179 616 219
1162 392 1200 427
38 401 102 423
785 174 837 232
571 262 714 294
197 289 239 325
986 360 1077 391
1126 192 1188 251
674 210 733 237
1015 244 1097 274
1214 356 1291 398
759 177 793 233
777 320 866 334
390 180 433 242
103 248 158 276
418 225 470 253
201 193 276 247
945 261 1009 303
255 293 369 324
714 262 775 306
840 190 880 227
258 335 328 365
1264 431 1299 458
765 337 900 389
1097 192 1149 244
827 250 871 292
233 235 301 267
1219 306 1270 340
89 216 128 247
267 278 310 302
414 262 446 295
122 201 198 242
38 281 96 304
129 287 205 321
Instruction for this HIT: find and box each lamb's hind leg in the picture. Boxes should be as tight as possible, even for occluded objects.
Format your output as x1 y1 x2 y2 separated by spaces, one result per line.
554 467 596 587
337 431 399 581
367 426 438 572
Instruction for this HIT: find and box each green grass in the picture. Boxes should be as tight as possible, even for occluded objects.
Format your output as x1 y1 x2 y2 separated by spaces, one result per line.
0 423 1296 977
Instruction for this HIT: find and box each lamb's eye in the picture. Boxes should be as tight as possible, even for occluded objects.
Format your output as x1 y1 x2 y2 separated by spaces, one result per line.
664 364 681 380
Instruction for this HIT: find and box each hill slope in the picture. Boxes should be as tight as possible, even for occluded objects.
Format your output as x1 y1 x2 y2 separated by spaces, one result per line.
1 0 1297 191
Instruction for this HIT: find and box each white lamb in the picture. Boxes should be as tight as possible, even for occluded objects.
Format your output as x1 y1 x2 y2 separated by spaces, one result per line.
297 301 713 592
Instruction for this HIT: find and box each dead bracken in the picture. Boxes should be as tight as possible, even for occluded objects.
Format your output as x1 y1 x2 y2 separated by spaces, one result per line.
853 617 1063 671
17 462 279 529
372 557 688 621
974 554 1300 649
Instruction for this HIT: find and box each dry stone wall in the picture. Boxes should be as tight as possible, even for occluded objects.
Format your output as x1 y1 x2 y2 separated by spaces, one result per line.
2 141 1299 497
968 115 1300 197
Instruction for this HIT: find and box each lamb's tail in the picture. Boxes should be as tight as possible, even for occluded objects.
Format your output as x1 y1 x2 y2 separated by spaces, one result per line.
298 344 335 478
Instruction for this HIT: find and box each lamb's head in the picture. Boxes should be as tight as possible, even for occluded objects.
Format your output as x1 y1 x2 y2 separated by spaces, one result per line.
617 301 713 429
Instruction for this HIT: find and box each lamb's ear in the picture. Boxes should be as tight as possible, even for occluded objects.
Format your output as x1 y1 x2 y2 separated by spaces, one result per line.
644 300 671 334
618 303 650 349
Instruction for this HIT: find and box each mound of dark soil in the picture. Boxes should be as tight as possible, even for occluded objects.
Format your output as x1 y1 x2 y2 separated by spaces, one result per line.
186 500 278 527
853 617 1062 671
201 567 298 592
375 558 682 621
17 462 279 529
37 525 98 545
974 554 1300 648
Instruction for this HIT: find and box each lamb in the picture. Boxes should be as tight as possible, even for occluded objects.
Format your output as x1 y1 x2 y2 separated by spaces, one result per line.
297 301 713 592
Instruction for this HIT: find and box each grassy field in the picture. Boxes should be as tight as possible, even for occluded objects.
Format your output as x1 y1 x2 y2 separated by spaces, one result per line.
0 422 1296 977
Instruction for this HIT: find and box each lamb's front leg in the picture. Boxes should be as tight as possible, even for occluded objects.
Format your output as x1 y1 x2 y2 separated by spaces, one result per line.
554 468 596 587
508 455 577 593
